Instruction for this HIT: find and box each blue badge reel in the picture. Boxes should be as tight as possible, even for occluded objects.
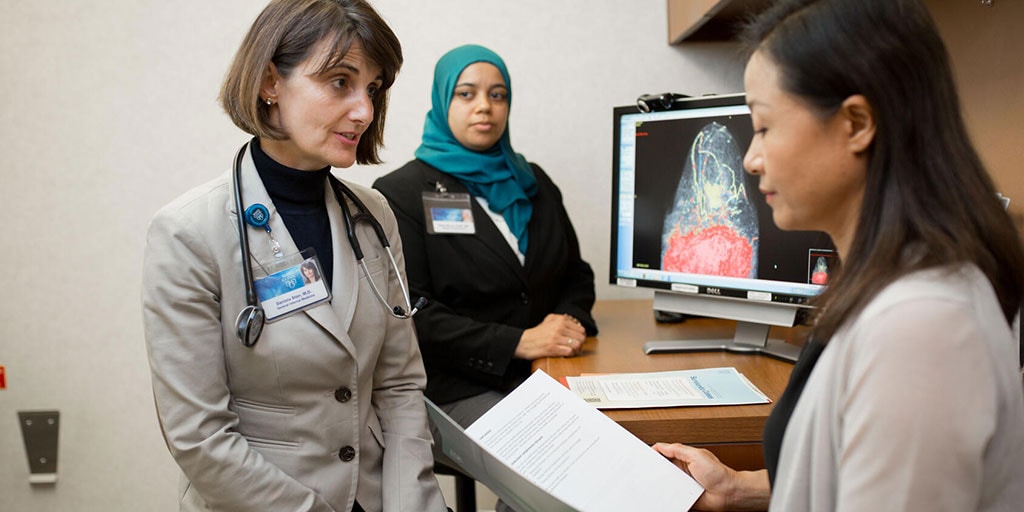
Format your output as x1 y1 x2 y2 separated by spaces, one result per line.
245 203 282 258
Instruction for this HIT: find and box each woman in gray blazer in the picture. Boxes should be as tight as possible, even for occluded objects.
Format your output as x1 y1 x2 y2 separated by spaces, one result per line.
141 1 446 511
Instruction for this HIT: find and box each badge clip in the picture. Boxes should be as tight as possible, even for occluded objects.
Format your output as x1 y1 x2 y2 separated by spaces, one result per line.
244 203 282 258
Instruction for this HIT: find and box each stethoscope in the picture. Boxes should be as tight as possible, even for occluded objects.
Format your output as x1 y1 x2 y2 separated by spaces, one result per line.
232 143 426 347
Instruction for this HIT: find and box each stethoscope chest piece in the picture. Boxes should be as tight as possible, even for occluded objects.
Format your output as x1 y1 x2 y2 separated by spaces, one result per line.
236 304 265 348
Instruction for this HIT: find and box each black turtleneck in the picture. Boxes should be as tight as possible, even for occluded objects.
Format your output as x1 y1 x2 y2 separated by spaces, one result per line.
762 337 826 486
250 139 334 288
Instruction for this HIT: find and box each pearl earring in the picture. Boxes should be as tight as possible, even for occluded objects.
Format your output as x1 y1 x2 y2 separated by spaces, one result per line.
265 98 273 106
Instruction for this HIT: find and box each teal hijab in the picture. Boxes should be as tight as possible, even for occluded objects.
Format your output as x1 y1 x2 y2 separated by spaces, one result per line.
415 44 537 254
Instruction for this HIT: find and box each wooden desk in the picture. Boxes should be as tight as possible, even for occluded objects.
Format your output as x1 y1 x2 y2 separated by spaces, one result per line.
533 299 804 471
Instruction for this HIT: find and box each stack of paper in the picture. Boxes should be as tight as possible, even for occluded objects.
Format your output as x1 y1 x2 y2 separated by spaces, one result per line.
426 370 704 512
566 367 770 409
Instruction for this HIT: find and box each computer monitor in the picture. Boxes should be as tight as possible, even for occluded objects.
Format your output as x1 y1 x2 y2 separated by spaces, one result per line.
609 93 834 362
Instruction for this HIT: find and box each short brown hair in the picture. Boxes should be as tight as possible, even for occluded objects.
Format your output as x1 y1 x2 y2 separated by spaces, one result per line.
220 0 402 164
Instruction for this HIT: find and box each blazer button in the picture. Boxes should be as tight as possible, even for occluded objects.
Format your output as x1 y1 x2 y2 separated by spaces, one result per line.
339 446 356 462
334 387 352 403
520 292 529 304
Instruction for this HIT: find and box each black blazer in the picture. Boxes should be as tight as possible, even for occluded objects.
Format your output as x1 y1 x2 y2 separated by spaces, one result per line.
374 159 597 404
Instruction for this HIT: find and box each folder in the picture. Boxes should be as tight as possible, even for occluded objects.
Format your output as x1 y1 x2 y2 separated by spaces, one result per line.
426 370 703 512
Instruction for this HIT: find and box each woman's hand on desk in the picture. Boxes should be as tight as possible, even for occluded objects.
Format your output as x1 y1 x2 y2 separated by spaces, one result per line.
652 443 770 511
515 314 586 359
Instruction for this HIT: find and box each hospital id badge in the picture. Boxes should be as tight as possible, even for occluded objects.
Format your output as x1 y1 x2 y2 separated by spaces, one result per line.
422 192 475 235
252 249 331 322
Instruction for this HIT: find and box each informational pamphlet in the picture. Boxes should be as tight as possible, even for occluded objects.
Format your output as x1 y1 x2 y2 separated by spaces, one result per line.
426 370 703 512
566 367 770 409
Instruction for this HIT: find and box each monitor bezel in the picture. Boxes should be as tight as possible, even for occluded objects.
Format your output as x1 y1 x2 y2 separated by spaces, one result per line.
609 92 827 316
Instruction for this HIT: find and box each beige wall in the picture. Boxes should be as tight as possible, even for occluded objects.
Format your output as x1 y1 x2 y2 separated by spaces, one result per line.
926 0 1024 221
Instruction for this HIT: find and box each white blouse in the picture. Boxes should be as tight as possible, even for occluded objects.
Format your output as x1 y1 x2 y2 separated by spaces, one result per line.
771 264 1024 512
475 197 525 266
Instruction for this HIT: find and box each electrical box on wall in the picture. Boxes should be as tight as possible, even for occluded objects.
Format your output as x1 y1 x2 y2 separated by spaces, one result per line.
18 410 60 484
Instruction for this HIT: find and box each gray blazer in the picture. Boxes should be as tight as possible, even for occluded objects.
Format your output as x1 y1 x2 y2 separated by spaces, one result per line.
142 147 445 512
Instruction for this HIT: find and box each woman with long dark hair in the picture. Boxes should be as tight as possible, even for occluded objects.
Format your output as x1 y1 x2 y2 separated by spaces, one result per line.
654 1 1024 510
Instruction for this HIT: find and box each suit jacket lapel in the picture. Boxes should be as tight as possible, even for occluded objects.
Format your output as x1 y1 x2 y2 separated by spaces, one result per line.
321 177 359 336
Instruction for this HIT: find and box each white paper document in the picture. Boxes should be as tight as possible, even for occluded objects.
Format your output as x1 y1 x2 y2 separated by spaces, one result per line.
566 367 770 409
428 370 703 512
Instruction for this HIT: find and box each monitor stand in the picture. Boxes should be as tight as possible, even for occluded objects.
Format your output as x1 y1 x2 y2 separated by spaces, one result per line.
643 321 800 363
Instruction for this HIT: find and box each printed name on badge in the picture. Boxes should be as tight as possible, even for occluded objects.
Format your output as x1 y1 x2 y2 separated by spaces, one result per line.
253 252 331 322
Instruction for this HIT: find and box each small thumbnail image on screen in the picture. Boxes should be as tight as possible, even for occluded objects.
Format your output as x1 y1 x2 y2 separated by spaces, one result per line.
808 249 838 285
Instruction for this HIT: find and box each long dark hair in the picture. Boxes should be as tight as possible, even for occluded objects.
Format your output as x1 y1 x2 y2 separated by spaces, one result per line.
741 0 1024 341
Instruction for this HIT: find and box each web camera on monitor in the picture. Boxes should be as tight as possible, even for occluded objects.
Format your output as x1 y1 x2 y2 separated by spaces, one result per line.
636 92 689 113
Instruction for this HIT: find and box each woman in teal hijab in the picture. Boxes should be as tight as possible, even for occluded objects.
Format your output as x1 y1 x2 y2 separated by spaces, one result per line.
373 44 597 434
415 44 537 254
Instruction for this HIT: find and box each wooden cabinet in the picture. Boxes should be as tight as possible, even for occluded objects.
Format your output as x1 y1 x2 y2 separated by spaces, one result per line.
667 0 773 43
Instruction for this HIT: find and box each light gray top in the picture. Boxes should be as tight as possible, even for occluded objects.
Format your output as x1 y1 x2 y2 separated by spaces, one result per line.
771 264 1024 512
